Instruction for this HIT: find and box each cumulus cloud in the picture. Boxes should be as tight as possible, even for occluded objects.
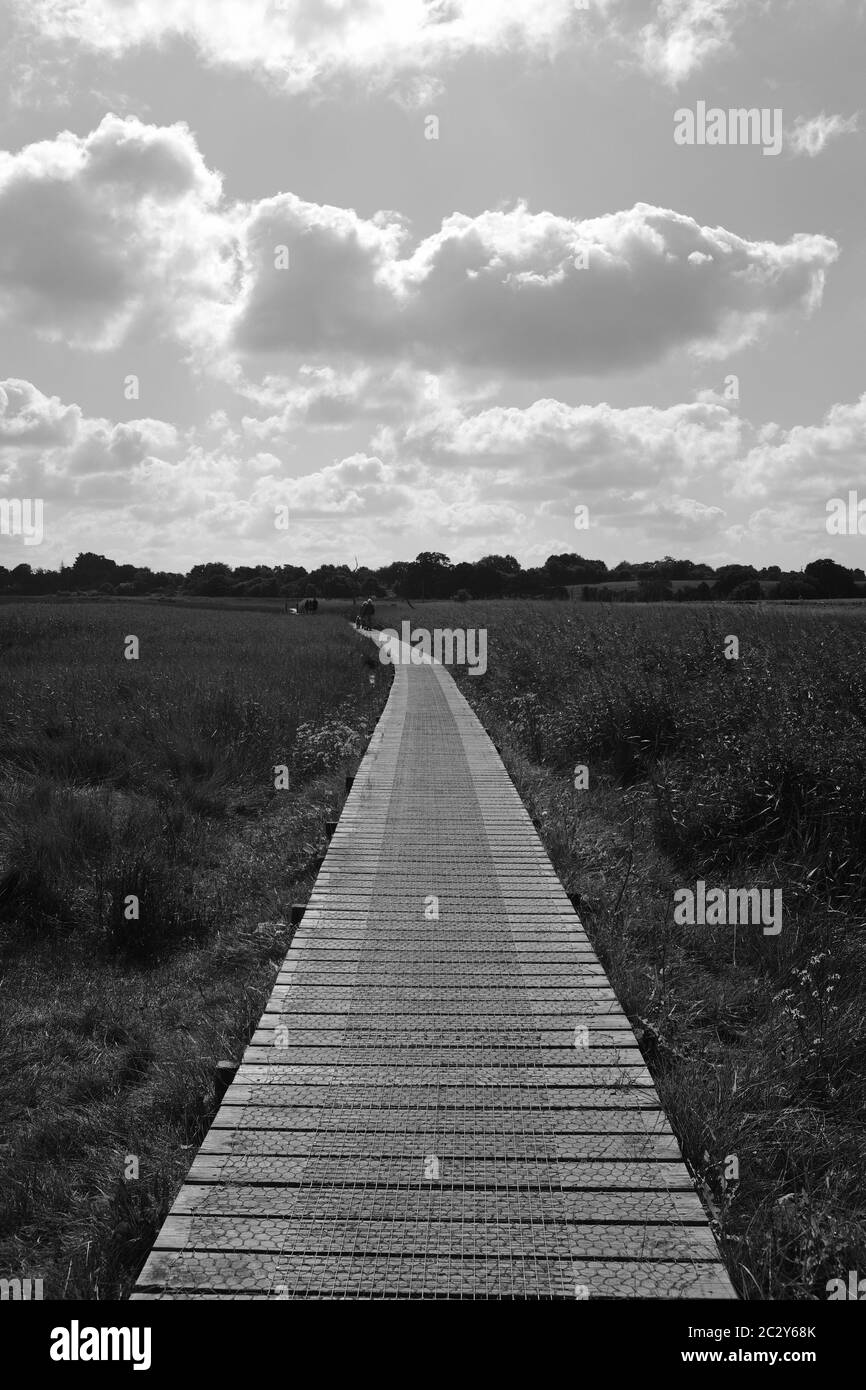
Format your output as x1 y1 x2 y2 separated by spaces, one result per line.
234 198 837 375
0 378 80 446
788 111 860 157
5 377 866 568
239 365 450 436
0 115 236 350
611 495 728 536
11 0 750 93
0 378 179 506
3 116 834 374
392 396 745 499
271 450 525 546
728 395 866 501
8 0 592 96
0 376 531 561
380 391 866 554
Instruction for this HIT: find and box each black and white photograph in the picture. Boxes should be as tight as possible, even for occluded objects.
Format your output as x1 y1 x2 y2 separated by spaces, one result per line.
0 0 863 1360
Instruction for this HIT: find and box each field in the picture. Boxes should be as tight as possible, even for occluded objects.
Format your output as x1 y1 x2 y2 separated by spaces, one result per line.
376 597 866 1299
0 600 388 1298
2 595 864 1300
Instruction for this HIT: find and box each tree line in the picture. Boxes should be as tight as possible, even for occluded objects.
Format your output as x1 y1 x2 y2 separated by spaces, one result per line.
1 550 863 602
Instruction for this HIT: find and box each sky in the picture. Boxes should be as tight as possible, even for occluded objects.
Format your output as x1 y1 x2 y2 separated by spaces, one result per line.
1 0 865 574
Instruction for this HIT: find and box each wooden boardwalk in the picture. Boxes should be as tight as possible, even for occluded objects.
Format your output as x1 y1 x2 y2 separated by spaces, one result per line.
133 637 735 1300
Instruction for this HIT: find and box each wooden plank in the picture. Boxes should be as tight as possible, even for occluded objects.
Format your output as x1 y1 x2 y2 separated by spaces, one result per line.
132 1251 735 1299
162 1185 710 1221
154 1215 722 1261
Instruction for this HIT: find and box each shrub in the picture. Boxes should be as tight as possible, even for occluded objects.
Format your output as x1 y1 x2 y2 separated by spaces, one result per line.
729 579 762 601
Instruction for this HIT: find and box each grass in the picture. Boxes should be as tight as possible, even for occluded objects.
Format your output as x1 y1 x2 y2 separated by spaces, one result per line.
0 600 389 1298
373 598 866 1300
3 593 865 1300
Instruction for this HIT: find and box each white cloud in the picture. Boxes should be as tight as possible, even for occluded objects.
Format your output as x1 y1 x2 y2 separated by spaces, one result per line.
729 395 866 501
0 378 181 526
380 392 866 553
234 198 837 375
5 377 866 568
611 495 727 536
788 111 860 157
239 365 449 436
11 0 593 91
0 115 237 350
393 396 745 498
634 0 743 85
0 378 178 469
0 378 80 446
11 0 754 94
4 117 834 374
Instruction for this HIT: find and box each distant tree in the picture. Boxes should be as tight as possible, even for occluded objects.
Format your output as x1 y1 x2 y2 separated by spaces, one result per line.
636 577 673 602
395 553 453 600
477 554 520 574
543 553 608 587
777 576 820 600
804 558 857 598
307 564 354 597
68 553 118 588
185 562 232 596
414 552 453 598
730 579 762 601
375 560 410 593
234 577 277 596
715 565 759 597
10 562 33 591
472 564 506 597
415 551 452 570
641 556 715 580
3 546 853 607
694 581 713 601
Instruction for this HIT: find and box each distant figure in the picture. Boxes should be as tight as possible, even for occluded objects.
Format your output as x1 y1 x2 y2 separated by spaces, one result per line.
358 596 375 630
300 597 318 613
